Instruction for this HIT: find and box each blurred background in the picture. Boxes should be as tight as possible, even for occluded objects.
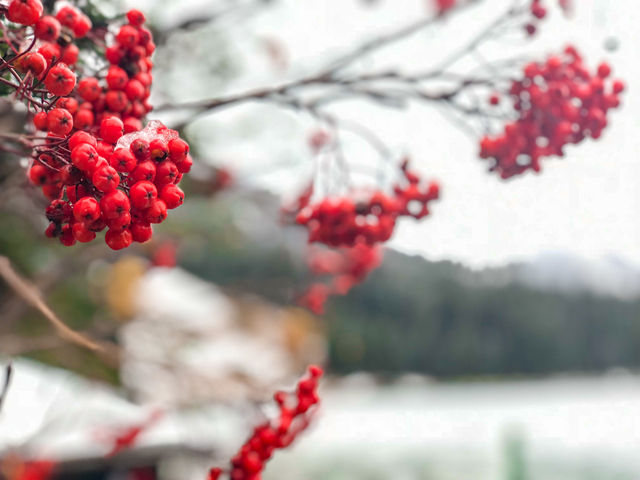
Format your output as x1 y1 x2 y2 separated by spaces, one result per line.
2 0 640 479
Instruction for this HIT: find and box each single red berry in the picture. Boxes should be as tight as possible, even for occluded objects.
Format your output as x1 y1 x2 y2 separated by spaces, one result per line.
34 15 60 41
59 224 76 246
129 181 158 209
144 199 167 223
168 138 189 162
130 222 152 243
123 117 143 133
57 97 78 114
100 190 130 219
55 5 78 28
44 64 76 96
130 139 150 161
597 62 611 79
73 196 101 223
149 139 168 162
72 13 92 38
105 90 129 112
110 148 136 173
100 116 124 144
28 163 49 186
160 184 184 209
106 66 128 90
126 9 146 27
7 0 43 25
17 52 46 75
77 77 101 102
92 165 120 192
107 212 132 232
116 25 140 48
155 161 178 186
60 43 79 65
71 143 99 171
131 161 156 183
46 108 73 136
74 108 94 130
68 131 97 150
175 154 193 174
33 111 48 131
72 222 97 243
38 43 60 65
105 228 133 250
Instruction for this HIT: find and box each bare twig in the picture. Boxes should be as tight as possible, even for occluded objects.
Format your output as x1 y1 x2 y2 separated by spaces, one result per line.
0 362 12 413
0 256 120 364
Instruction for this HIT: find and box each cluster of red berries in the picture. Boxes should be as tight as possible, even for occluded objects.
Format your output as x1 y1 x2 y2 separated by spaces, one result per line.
208 366 323 480
299 243 382 314
30 121 190 249
3 1 193 249
479 46 624 179
295 161 440 248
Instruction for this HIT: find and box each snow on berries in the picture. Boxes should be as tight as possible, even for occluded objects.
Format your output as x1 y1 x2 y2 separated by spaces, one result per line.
9 2 189 250
479 45 624 179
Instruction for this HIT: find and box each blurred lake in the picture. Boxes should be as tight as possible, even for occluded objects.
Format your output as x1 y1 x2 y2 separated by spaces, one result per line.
266 371 640 480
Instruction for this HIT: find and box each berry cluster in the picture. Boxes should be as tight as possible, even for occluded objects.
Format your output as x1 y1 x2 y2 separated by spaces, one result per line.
31 121 190 249
299 243 383 315
479 46 624 179
208 366 323 480
295 161 440 248
2 2 193 248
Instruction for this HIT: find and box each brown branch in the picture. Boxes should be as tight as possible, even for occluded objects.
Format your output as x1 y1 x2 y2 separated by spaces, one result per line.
0 255 120 364
0 362 12 413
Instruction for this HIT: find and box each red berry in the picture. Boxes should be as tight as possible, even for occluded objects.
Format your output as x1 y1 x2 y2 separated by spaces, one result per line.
100 116 124 144
149 139 168 162
7 0 43 25
100 190 130 219
72 222 97 243
131 161 156 182
59 224 76 246
126 9 146 26
175 154 193 174
168 138 189 162
55 5 78 28
38 43 60 65
92 166 120 192
33 111 48 131
57 97 78 114
116 25 140 48
68 131 97 150
71 143 99 171
155 161 178 186
107 212 132 232
131 222 152 243
106 66 128 90
60 43 79 65
35 15 60 41
74 108 94 130
72 14 92 38
130 139 150 161
160 184 184 209
144 199 167 223
73 197 101 223
17 52 46 75
77 77 101 102
110 148 137 173
130 181 158 209
46 108 73 136
28 163 49 185
44 64 76 96
105 228 133 250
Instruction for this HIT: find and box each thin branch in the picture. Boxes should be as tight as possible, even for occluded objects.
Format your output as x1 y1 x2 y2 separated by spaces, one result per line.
0 362 12 413
0 256 120 364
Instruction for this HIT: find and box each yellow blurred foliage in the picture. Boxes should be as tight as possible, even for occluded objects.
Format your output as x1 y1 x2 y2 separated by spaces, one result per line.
104 256 147 321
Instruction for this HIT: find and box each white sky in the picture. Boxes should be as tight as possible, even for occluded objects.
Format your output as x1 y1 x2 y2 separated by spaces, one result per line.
150 0 640 269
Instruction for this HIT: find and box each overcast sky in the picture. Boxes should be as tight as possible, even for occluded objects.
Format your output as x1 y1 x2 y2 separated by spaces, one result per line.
150 0 640 268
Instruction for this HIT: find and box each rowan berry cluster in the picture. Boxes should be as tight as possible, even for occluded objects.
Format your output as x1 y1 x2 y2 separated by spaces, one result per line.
295 161 440 248
2 1 192 249
208 366 323 480
299 243 382 314
479 46 624 179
